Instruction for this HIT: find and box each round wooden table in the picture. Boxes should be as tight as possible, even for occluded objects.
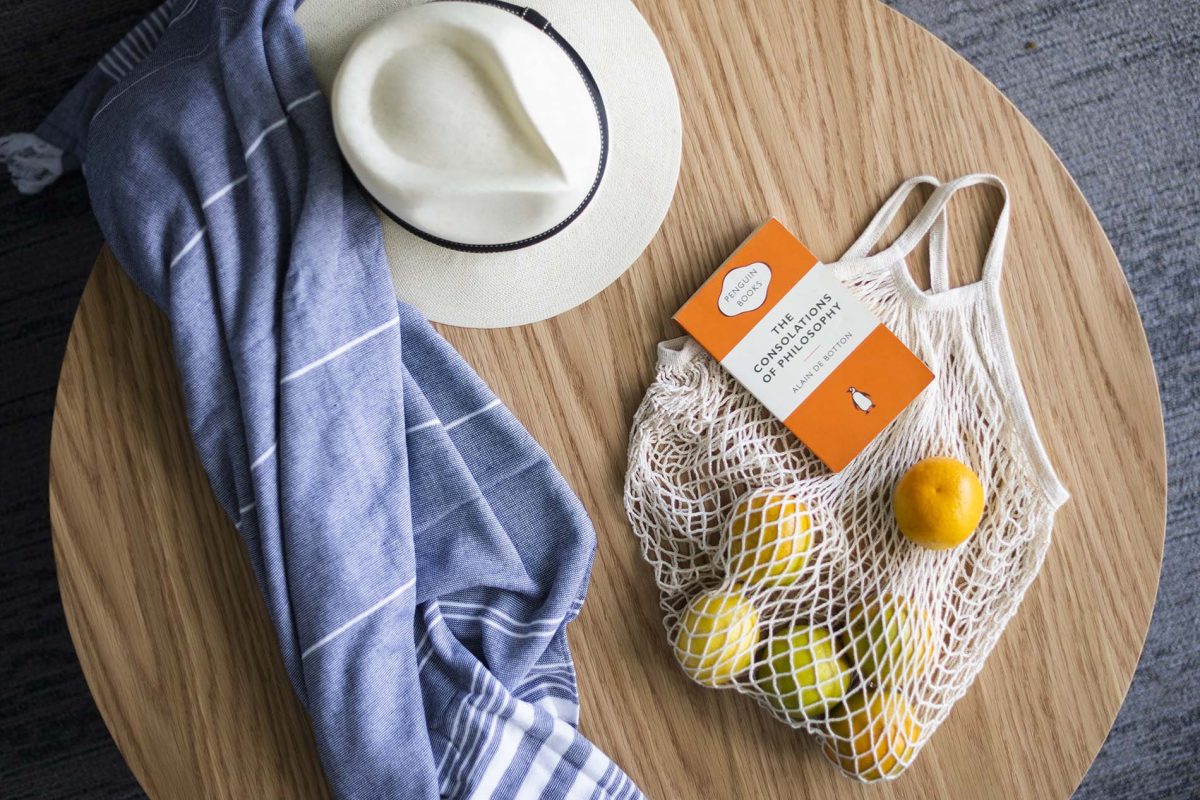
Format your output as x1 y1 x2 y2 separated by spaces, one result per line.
49 1 1166 797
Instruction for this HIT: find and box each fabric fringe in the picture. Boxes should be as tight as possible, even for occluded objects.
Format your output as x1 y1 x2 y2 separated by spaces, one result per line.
0 133 64 194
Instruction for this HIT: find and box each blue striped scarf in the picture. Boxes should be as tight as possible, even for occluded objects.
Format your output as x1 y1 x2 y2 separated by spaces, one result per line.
4 1 643 797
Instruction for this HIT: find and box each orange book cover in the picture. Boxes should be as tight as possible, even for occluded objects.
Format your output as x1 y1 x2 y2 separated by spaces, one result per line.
675 218 933 471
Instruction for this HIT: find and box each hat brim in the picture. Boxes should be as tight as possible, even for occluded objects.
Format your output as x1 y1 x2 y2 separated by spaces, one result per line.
297 0 682 328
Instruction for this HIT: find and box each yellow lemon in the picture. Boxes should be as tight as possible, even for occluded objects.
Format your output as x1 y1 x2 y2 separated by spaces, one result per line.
840 595 935 688
673 588 760 687
727 491 813 587
893 457 985 550
755 624 852 721
823 689 923 781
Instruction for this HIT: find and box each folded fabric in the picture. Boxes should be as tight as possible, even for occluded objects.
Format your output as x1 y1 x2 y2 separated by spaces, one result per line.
2 1 643 797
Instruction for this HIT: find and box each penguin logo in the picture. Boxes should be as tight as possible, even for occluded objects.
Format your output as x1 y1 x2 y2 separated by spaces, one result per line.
848 387 875 414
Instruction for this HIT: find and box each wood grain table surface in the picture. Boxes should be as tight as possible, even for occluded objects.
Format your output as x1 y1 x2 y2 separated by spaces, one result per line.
48 0 1166 798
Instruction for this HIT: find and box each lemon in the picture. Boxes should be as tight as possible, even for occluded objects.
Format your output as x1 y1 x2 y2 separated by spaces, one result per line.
823 689 923 781
840 595 935 688
755 624 852 721
673 588 760 687
893 457 984 550
727 491 813 587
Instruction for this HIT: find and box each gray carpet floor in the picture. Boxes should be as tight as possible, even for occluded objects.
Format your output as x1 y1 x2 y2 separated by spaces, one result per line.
0 0 1195 797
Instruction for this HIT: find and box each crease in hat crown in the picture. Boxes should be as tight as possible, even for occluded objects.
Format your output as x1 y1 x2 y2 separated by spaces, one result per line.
331 1 605 250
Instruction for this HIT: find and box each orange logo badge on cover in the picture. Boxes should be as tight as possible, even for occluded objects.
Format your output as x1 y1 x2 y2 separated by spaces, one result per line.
675 219 933 472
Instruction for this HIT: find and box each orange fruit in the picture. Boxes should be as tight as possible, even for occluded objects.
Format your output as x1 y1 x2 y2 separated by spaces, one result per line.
823 689 923 781
840 595 936 688
673 588 760 687
727 491 813 587
893 457 984 550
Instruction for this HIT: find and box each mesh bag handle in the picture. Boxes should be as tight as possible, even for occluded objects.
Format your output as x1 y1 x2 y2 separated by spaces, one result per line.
842 174 1011 290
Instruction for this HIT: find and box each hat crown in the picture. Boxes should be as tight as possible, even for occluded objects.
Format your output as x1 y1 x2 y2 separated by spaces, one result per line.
333 1 604 248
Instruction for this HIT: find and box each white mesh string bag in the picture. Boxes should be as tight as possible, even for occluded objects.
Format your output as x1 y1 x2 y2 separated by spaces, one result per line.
625 174 1069 781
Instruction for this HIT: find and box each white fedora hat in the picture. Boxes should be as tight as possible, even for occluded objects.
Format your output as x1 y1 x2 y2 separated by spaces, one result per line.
296 0 682 328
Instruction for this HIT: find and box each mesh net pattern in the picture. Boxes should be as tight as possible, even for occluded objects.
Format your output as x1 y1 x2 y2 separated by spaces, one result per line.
624 175 1065 781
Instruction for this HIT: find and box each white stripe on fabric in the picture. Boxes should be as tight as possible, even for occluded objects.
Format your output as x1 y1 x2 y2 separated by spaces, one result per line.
250 443 276 470
123 36 145 59
201 174 248 208
447 671 501 796
516 676 577 695
517 674 576 693
243 91 319 158
144 9 166 31
97 59 122 82
405 418 441 433
122 31 146 59
518 665 576 681
418 606 446 671
100 55 124 80
466 701 538 800
562 747 609 800
423 603 445 628
280 316 399 384
443 399 501 431
161 91 322 268
129 25 153 56
285 89 323 113
437 663 480 779
461 680 510 794
243 117 289 159
606 763 624 799
169 0 198 26
617 771 638 800
117 38 141 63
301 577 416 659
405 399 504 436
439 611 562 632
438 601 565 630
415 631 434 670
234 505 254 530
448 692 494 797
530 662 576 676
169 226 207 267
458 686 516 796
415 608 441 664
108 46 133 73
147 10 167 35
535 695 579 725
517 680 578 703
445 696 486 796
510 714 578 799
522 674 577 694
442 614 561 640
118 42 141 70
591 763 616 800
